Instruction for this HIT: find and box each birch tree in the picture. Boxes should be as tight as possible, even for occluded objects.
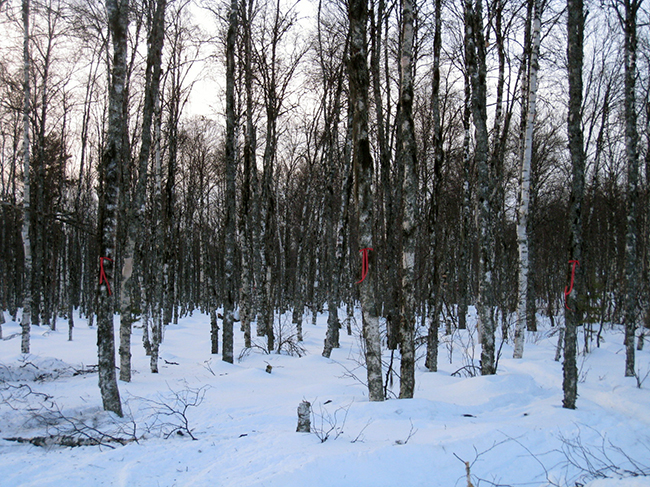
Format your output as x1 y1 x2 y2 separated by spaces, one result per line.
320 2 347 359
425 0 442 372
20 0 32 354
222 0 238 364
563 0 585 410
253 0 305 352
458 8 474 333
239 0 258 350
397 0 417 399
370 0 398 352
617 0 643 377
465 0 496 376
119 0 166 382
150 93 164 372
96 0 129 417
514 0 542 360
348 0 383 401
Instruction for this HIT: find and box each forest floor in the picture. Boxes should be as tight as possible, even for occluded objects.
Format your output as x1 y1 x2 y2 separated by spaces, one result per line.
0 308 649 487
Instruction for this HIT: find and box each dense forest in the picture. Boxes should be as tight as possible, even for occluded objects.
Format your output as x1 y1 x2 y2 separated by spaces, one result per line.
0 0 648 413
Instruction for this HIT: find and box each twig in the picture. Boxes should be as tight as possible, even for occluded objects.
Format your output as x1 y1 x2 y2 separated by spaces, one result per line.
351 418 373 443
395 418 417 445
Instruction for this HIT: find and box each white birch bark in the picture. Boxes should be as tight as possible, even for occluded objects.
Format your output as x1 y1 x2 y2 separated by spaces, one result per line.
465 0 495 375
425 0 442 372
622 0 641 378
348 0 383 401
222 0 238 364
563 0 585 410
151 95 163 372
21 0 32 355
119 0 167 382
96 0 129 417
240 0 256 349
514 0 541 359
398 0 417 399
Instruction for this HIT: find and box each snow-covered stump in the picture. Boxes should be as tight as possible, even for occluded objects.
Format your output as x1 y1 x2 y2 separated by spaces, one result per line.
296 401 311 433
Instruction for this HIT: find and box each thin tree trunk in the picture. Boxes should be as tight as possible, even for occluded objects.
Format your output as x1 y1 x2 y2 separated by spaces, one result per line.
563 0 585 410
21 0 32 355
642 80 650 352
150 308 161 373
348 0 383 401
371 0 398 352
151 95 164 369
239 0 256 350
466 0 495 376
514 0 541 359
398 0 417 399
339 107 355 340
321 2 346 359
119 0 166 383
426 0 443 371
458 46 473 332
522 0 538 334
222 0 238 364
260 74 277 351
323 170 341 357
96 0 130 417
622 0 641 378
210 308 219 355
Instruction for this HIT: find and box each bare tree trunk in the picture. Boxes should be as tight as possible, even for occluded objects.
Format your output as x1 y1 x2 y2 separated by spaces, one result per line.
258 1 288 352
150 308 161 373
96 0 130 417
397 0 417 399
642 79 650 351
458 41 473 332
320 2 346 359
622 0 641 378
239 0 256 350
563 0 585 410
222 0 238 364
466 0 495 375
151 96 164 369
514 0 541 359
21 0 32 355
119 0 167 382
426 0 443 372
323 157 341 356
370 0 398 352
348 0 383 402
521 0 538 334
339 106 355 340
210 308 219 354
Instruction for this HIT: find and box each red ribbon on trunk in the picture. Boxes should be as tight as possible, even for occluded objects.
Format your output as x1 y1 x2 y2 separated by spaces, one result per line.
356 248 373 284
100 257 113 296
564 259 579 310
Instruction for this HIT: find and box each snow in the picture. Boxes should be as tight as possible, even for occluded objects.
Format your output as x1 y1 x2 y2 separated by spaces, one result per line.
0 309 649 487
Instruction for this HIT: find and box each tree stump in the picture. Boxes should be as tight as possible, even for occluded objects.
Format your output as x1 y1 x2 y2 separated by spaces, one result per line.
296 400 311 433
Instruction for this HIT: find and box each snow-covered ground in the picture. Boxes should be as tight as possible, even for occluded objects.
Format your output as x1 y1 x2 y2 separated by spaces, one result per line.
0 309 648 487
